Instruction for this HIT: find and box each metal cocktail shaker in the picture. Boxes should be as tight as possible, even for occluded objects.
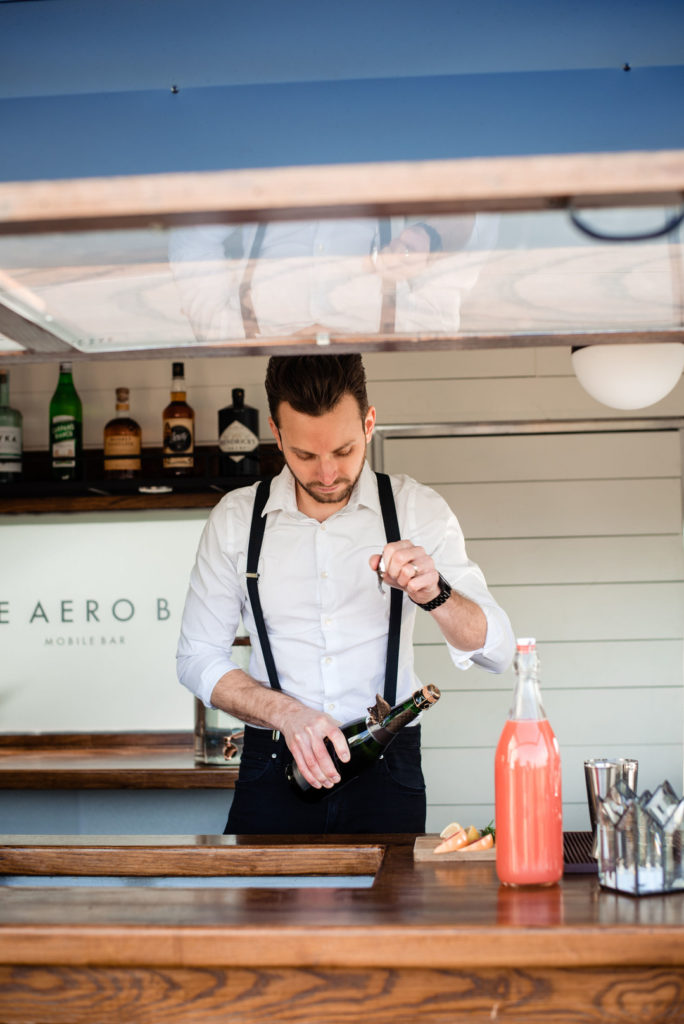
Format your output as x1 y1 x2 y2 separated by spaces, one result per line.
584 757 638 857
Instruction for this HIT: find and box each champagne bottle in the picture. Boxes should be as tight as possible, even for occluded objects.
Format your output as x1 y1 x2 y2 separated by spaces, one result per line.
218 387 259 476
103 387 142 478
0 369 22 484
49 361 82 480
162 361 194 475
286 684 441 802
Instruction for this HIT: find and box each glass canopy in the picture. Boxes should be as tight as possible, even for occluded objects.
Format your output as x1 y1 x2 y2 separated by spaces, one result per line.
0 186 681 359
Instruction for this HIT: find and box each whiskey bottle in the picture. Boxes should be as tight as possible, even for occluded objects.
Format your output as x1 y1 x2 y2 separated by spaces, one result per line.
103 387 142 478
218 387 259 476
0 369 22 483
286 684 441 802
49 362 82 480
162 362 194 475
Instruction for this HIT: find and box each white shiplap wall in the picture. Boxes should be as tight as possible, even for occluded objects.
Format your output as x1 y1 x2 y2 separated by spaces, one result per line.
2 347 683 835
382 427 684 832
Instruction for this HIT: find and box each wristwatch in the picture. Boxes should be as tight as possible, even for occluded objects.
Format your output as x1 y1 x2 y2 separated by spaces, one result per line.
414 573 452 611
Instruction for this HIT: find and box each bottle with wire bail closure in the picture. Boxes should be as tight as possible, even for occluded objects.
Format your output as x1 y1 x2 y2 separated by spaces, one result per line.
495 638 563 886
286 685 441 802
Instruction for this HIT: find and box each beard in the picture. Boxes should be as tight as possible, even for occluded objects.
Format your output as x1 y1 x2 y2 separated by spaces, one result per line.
284 453 366 506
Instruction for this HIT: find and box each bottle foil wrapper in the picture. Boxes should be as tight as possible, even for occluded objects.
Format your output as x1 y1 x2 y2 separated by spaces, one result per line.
597 778 684 896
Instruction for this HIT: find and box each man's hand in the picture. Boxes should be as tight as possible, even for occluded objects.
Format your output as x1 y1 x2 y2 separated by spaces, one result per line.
277 704 350 790
370 540 442 606
371 225 432 281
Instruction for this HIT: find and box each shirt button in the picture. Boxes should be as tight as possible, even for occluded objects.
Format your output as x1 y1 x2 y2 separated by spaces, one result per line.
326 703 335 712
321 571 328 579
324 657 332 665
320 523 327 531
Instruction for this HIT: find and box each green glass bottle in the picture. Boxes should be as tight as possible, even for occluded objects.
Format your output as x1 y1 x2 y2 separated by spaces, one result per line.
49 362 82 480
0 369 23 484
286 684 441 802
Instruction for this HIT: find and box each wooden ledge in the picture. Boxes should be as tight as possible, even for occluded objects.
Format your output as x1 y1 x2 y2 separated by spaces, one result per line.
0 733 238 790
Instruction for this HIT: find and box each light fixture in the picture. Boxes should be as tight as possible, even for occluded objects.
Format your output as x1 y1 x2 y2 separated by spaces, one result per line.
571 344 684 410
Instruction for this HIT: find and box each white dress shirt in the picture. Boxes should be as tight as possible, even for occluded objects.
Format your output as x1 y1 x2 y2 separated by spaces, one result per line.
177 462 514 721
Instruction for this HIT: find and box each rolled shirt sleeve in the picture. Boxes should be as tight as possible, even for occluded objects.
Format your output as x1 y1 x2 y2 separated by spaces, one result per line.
176 492 254 707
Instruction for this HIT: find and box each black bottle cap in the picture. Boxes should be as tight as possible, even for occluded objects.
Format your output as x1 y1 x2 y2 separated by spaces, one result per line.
172 362 184 377
232 388 245 407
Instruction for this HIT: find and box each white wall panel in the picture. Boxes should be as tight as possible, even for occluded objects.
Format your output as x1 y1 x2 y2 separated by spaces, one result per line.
387 431 681 482
414 639 684 692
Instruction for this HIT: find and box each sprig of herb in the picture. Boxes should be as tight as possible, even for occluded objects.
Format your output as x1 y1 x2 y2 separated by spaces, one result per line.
481 820 496 840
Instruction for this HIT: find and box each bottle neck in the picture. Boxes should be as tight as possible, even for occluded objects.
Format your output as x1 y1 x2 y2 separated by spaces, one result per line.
0 374 9 407
382 685 440 734
171 375 186 400
509 648 546 721
116 402 130 414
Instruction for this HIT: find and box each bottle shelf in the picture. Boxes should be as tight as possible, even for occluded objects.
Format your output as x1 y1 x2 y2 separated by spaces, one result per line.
0 443 283 514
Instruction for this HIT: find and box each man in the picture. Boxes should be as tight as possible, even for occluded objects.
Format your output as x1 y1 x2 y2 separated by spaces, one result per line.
177 354 514 834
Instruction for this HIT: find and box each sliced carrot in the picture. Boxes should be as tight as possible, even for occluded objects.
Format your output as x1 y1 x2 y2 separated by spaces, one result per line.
433 829 470 854
459 832 494 852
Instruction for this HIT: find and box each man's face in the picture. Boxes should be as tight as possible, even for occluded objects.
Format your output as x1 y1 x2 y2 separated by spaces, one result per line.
269 394 376 516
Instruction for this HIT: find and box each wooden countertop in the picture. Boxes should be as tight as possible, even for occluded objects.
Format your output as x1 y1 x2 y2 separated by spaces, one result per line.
0 733 238 789
2 833 684 1022
1 833 683 969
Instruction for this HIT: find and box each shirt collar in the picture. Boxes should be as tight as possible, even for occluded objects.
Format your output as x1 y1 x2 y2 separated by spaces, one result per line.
263 461 382 519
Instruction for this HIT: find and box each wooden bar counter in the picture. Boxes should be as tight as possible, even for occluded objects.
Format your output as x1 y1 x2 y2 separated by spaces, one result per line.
1 833 684 1023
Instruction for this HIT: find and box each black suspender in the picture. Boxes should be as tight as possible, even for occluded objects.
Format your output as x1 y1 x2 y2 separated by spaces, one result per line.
245 472 402 704
246 477 282 691
375 471 402 707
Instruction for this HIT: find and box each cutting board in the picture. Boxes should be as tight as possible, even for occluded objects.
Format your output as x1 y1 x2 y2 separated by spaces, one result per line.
413 834 496 862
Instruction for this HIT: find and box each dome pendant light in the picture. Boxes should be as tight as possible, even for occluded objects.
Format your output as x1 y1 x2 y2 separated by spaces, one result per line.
571 343 684 410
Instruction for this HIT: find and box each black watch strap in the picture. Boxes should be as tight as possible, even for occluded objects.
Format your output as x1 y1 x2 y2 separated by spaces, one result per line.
414 573 452 611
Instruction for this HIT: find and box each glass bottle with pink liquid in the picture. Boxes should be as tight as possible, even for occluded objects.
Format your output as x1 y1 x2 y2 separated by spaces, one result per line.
495 637 563 887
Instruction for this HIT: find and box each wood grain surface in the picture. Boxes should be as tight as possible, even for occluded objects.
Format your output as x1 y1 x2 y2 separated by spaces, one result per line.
2 964 684 1024
2 835 684 1023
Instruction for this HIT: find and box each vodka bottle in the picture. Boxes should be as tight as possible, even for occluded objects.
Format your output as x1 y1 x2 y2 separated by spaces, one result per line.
0 369 22 483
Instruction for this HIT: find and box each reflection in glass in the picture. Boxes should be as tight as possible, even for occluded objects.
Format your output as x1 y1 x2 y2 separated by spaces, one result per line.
168 215 497 342
0 207 680 354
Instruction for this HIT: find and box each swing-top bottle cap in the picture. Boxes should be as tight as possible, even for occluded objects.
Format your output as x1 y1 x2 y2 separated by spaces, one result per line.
516 637 536 653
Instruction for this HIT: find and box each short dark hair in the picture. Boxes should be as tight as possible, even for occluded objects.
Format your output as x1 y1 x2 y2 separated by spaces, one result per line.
265 355 369 427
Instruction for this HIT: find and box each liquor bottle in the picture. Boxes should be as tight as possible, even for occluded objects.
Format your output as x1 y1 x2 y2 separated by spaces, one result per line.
495 638 563 886
49 362 82 480
0 369 22 483
286 684 441 802
218 387 259 476
162 362 194 475
103 387 142 478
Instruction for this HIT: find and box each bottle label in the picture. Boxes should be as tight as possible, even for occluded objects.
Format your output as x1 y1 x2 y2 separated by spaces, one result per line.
105 435 141 457
0 426 21 458
219 420 259 461
163 419 194 454
104 456 141 471
51 415 77 460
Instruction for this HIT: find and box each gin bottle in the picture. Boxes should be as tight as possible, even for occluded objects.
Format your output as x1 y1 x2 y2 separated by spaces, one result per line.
49 362 82 480
218 387 259 476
